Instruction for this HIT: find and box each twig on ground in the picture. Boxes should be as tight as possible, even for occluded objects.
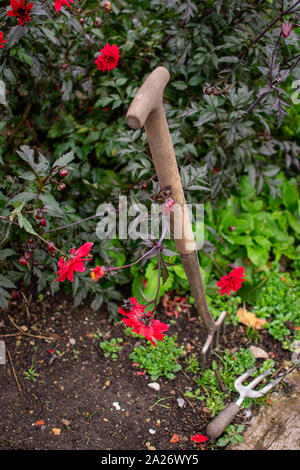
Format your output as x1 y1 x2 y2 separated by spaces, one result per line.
214 369 227 393
21 292 31 321
7 315 56 341
6 347 23 396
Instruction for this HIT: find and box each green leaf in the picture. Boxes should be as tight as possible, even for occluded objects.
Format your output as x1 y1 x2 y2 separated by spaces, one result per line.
0 275 16 289
231 213 254 233
18 214 37 236
172 81 187 90
287 213 300 234
246 245 268 268
239 176 255 199
52 151 75 169
238 278 268 303
9 192 36 205
282 178 298 211
39 193 64 218
0 249 16 259
40 26 59 45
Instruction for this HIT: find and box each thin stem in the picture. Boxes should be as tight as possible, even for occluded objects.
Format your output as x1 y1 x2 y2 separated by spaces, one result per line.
44 211 108 233
107 245 158 273
270 32 282 85
150 248 162 313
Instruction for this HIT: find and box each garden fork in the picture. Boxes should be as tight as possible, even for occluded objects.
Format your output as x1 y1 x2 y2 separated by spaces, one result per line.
126 66 227 367
206 366 285 439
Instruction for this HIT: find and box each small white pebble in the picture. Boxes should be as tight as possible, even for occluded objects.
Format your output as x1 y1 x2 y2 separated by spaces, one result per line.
177 398 185 408
148 382 160 392
113 402 121 410
149 429 156 434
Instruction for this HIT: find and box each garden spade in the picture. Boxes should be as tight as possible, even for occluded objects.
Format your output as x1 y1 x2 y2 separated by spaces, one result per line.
126 66 227 367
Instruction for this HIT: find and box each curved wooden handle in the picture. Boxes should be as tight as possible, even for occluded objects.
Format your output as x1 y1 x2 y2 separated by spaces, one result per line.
206 402 240 440
126 66 170 130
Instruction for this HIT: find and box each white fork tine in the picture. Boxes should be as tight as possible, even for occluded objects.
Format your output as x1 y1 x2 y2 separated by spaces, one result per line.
234 367 257 390
253 375 283 395
246 368 272 390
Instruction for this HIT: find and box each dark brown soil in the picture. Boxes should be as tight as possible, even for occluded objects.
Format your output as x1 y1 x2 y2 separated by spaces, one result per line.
0 292 291 451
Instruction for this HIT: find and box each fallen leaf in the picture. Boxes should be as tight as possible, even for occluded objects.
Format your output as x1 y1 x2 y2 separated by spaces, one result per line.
35 420 45 426
236 307 267 330
85 333 94 339
170 433 180 443
191 434 209 443
52 428 61 436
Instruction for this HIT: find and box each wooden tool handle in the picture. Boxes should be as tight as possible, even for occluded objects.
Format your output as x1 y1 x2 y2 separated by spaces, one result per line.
126 66 215 331
206 402 241 440
126 66 170 130
126 67 195 254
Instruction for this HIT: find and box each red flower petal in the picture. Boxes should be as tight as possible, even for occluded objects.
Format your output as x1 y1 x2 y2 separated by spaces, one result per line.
191 434 209 443
75 242 93 257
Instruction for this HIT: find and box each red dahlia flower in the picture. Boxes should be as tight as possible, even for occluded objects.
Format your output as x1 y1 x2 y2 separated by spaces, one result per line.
7 0 33 26
95 43 120 72
90 265 105 282
119 297 169 347
217 266 246 296
0 32 6 49
55 242 93 282
54 0 74 12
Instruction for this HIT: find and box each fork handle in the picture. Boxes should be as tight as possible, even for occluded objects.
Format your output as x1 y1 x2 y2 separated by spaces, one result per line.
206 402 240 440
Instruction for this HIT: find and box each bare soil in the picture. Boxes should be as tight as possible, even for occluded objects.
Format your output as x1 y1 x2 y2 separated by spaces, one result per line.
0 292 291 450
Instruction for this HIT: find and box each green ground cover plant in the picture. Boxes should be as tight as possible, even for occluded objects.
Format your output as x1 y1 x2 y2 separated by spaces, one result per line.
129 334 184 380
99 337 123 360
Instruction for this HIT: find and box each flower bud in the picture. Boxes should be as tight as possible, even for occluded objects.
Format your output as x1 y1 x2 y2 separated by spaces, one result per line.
40 218 47 227
59 168 69 178
281 22 292 38
47 242 56 254
58 183 66 191
34 209 43 220
24 251 32 261
18 257 27 266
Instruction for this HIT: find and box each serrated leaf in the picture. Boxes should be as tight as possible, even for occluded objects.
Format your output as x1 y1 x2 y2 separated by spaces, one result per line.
52 151 74 169
0 275 16 289
10 192 36 205
0 249 16 259
18 214 37 236
40 26 59 45
39 193 64 218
